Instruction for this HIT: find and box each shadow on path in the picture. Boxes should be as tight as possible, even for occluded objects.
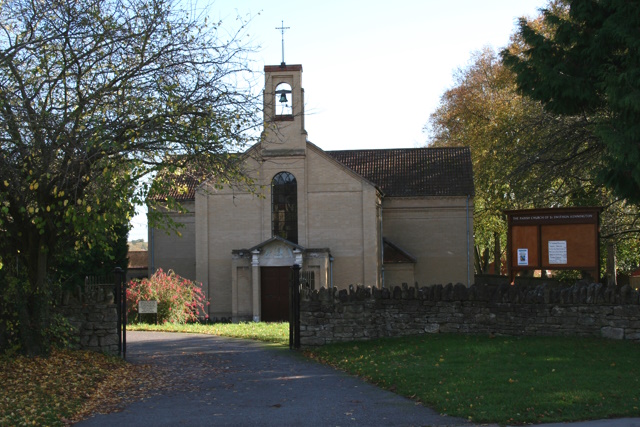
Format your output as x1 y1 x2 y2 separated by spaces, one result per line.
76 331 471 427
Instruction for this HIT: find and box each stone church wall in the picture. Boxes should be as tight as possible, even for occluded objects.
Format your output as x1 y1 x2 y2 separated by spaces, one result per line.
306 146 381 288
384 263 415 288
382 196 473 287
198 189 263 318
299 282 640 346
148 200 196 282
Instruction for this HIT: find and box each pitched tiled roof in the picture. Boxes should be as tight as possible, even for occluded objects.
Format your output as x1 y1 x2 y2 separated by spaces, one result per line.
148 153 244 201
327 147 474 197
383 239 416 264
148 171 203 201
127 251 148 269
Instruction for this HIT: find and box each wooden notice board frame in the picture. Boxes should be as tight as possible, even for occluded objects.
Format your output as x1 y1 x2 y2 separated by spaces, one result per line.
505 207 602 283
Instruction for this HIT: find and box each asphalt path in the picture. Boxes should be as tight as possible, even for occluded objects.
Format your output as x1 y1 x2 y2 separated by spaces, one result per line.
76 331 640 427
76 331 472 427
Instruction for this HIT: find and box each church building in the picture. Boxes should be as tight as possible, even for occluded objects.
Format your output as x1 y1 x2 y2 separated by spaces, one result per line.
148 63 475 322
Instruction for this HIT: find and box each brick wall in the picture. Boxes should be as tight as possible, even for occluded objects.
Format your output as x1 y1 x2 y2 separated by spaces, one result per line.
300 282 640 346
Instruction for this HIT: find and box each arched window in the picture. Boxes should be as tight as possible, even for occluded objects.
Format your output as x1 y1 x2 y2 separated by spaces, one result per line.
275 82 292 116
272 172 297 243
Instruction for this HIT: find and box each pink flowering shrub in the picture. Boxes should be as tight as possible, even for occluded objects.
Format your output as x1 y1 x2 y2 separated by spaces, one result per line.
126 269 209 324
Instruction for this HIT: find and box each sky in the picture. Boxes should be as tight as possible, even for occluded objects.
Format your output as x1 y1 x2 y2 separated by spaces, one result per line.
129 0 549 241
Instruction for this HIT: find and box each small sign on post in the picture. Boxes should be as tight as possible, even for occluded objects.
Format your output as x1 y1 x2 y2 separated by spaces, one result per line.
138 300 158 324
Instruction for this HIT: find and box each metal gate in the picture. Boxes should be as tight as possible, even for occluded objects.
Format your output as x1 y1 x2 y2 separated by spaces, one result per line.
289 264 301 350
114 267 127 358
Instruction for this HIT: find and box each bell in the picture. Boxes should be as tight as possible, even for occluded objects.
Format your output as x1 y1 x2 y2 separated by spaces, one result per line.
279 92 288 103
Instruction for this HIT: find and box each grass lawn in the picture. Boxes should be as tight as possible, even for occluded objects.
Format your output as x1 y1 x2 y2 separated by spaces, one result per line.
4 323 638 426
304 334 640 425
127 321 289 345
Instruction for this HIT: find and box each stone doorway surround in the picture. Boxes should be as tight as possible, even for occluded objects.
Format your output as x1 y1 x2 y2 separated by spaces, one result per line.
231 237 330 322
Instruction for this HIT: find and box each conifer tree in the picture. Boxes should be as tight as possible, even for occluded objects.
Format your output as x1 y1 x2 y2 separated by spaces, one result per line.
502 0 640 202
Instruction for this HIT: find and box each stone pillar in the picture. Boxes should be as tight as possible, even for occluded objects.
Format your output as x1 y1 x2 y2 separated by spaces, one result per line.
294 248 303 267
252 250 261 322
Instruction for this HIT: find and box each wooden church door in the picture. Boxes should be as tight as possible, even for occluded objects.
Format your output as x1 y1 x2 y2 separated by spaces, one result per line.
260 267 290 322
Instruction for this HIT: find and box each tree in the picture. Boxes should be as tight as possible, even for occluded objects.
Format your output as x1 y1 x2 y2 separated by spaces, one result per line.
427 46 640 278
0 0 259 355
501 0 640 203
56 223 130 285
427 47 599 273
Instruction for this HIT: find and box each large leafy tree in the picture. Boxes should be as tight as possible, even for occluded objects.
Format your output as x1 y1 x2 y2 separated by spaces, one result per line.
501 0 640 203
427 46 640 277
427 47 597 273
0 0 259 355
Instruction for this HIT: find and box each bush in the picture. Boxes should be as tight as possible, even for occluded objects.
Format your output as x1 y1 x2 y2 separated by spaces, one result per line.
46 313 79 350
126 269 208 324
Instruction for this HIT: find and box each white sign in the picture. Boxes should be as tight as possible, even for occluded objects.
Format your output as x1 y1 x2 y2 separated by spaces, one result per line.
517 249 529 266
138 300 158 314
548 241 568 264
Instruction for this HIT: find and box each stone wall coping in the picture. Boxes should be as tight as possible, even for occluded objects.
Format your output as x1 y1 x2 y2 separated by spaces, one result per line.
301 282 640 305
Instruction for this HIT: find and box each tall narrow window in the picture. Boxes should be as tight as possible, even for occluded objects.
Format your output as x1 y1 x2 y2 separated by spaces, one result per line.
272 172 298 243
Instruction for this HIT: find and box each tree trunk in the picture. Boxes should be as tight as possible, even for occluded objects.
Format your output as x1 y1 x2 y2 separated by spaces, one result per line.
493 232 501 275
482 247 490 273
19 238 50 356
474 246 482 275
606 241 617 287
17 295 41 357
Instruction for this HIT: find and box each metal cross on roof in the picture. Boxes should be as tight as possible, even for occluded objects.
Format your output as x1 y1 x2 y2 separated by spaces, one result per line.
276 20 290 66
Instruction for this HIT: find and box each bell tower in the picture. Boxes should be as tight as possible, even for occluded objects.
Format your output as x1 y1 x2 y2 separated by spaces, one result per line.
262 64 307 155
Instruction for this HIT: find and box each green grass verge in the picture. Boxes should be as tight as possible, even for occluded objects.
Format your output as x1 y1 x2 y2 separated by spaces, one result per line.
128 321 289 345
304 334 640 425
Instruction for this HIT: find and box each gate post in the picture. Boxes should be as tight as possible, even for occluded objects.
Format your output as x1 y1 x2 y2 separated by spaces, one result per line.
290 264 301 350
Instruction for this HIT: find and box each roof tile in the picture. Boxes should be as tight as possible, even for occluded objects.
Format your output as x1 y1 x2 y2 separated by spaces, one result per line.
383 239 417 264
127 251 148 269
327 147 474 197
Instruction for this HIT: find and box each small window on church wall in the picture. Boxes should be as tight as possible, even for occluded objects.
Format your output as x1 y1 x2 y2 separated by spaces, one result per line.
275 83 292 116
272 171 298 244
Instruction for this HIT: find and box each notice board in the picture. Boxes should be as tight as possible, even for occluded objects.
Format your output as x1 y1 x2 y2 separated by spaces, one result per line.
505 207 601 283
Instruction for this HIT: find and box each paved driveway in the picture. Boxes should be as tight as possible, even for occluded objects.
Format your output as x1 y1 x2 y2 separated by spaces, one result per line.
76 332 640 427
76 331 471 427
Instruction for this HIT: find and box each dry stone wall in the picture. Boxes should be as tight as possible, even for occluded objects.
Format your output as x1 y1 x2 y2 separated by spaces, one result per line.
56 285 119 354
299 282 640 347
